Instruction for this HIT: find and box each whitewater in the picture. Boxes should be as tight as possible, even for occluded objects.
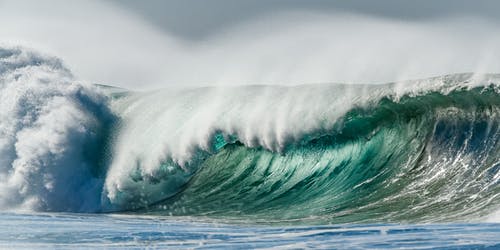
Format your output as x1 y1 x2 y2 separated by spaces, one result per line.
1 46 499 248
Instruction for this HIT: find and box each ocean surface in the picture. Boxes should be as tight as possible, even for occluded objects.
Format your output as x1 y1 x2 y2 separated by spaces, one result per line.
1 47 499 248
1 213 499 249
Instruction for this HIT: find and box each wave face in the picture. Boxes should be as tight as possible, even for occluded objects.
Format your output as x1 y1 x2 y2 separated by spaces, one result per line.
0 47 499 223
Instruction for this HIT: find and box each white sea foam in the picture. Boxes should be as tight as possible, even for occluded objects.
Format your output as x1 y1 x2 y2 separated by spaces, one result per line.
0 47 110 212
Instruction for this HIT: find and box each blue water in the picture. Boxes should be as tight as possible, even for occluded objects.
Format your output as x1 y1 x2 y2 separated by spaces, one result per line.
1 213 499 249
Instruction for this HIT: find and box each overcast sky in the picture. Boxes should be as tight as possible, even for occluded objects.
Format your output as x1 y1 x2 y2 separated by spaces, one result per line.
1 0 500 89
112 0 500 40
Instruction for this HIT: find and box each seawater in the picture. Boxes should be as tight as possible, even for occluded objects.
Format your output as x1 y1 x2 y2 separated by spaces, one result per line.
1 213 499 249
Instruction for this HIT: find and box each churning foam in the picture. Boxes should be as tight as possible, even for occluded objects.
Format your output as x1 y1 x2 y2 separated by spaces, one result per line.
0 47 112 212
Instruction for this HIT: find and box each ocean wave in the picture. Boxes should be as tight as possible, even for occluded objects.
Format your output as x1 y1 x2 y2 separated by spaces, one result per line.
0 47 498 223
144 86 499 223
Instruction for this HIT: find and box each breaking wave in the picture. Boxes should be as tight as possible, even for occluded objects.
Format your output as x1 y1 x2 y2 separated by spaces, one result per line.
0 47 498 224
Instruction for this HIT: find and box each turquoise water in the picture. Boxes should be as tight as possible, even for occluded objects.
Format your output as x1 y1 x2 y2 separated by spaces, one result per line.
1 213 499 249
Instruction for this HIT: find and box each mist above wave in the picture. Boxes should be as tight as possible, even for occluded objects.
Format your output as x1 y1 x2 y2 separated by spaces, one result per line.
2 0 500 89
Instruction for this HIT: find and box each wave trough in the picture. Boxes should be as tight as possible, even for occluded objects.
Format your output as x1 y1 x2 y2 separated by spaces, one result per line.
0 47 499 224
